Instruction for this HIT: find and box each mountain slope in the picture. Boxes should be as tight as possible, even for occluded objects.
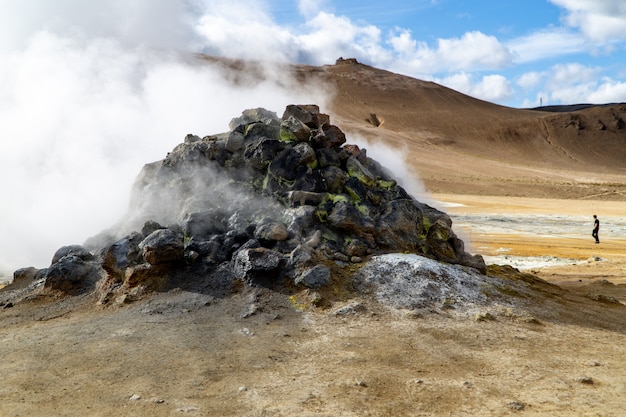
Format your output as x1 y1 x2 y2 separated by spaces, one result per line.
293 59 626 199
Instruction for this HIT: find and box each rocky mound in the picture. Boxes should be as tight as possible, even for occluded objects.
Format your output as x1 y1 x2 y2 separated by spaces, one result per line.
7 105 485 306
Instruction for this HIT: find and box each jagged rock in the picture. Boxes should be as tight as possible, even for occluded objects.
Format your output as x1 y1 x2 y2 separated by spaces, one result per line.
233 247 283 283
327 201 376 237
312 124 346 148
346 156 376 187
284 205 317 240
376 199 424 251
303 229 322 248
51 245 95 264
282 104 323 129
343 176 368 202
228 108 280 130
141 220 164 237
281 116 311 142
460 253 488 274
333 302 366 315
244 122 281 143
243 137 285 171
44 255 103 294
124 263 167 291
336 57 359 65
320 166 348 193
289 245 315 268
426 219 464 263
316 148 341 168
507 401 525 411
225 130 245 152
286 191 330 208
100 232 143 281
254 218 289 242
294 265 331 289
182 209 228 239
333 251 350 262
290 142 317 166
139 229 184 265
345 239 369 257
13 267 38 282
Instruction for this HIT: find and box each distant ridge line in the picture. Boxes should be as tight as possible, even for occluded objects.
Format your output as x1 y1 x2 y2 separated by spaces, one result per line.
530 103 625 112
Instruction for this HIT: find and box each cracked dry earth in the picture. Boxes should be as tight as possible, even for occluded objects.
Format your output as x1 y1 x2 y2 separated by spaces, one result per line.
1 196 626 417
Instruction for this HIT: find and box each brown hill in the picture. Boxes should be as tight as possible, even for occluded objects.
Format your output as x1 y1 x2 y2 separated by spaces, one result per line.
292 58 626 200
1 56 625 417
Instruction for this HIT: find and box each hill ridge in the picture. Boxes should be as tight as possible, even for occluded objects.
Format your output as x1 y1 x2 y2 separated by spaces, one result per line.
287 58 626 199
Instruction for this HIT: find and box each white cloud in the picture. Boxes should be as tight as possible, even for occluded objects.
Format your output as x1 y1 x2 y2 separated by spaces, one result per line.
298 0 331 18
547 75 626 104
549 62 600 86
548 84 594 104
507 28 587 63
538 62 626 104
588 79 626 102
512 62 626 105
387 30 513 74
437 32 513 70
519 94 548 109
296 12 391 65
196 4 516 76
550 0 626 42
516 71 544 89
437 73 513 103
195 7 391 66
388 28 418 56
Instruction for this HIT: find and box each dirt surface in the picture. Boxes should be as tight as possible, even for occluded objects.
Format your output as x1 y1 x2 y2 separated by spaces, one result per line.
2 61 626 416
1 195 625 417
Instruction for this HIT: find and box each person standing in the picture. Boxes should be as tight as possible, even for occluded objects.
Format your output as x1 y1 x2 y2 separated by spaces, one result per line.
592 215 600 244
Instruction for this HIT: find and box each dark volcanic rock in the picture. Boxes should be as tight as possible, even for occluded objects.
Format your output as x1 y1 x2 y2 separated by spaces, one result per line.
233 247 284 286
139 229 184 265
13 104 485 304
100 232 143 281
375 199 424 251
295 265 331 289
51 245 95 264
44 255 103 294
183 209 229 239
13 267 38 283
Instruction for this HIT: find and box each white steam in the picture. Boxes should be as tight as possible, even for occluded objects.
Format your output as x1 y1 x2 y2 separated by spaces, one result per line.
0 6 328 275
348 134 432 204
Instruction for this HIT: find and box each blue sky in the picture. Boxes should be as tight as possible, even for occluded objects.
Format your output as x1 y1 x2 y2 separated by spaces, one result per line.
2 1 626 108
248 0 626 108
1 0 626 271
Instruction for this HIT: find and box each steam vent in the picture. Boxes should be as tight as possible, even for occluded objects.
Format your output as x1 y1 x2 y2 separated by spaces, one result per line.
13 105 485 302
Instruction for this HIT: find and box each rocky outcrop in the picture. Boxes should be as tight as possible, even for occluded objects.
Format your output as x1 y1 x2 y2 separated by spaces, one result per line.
12 104 485 302
43 245 104 294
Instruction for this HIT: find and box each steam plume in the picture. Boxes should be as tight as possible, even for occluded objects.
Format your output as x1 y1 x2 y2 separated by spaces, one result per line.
0 3 328 275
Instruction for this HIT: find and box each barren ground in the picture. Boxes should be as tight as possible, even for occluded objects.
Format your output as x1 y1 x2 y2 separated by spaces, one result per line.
1 194 625 417
2 61 626 416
